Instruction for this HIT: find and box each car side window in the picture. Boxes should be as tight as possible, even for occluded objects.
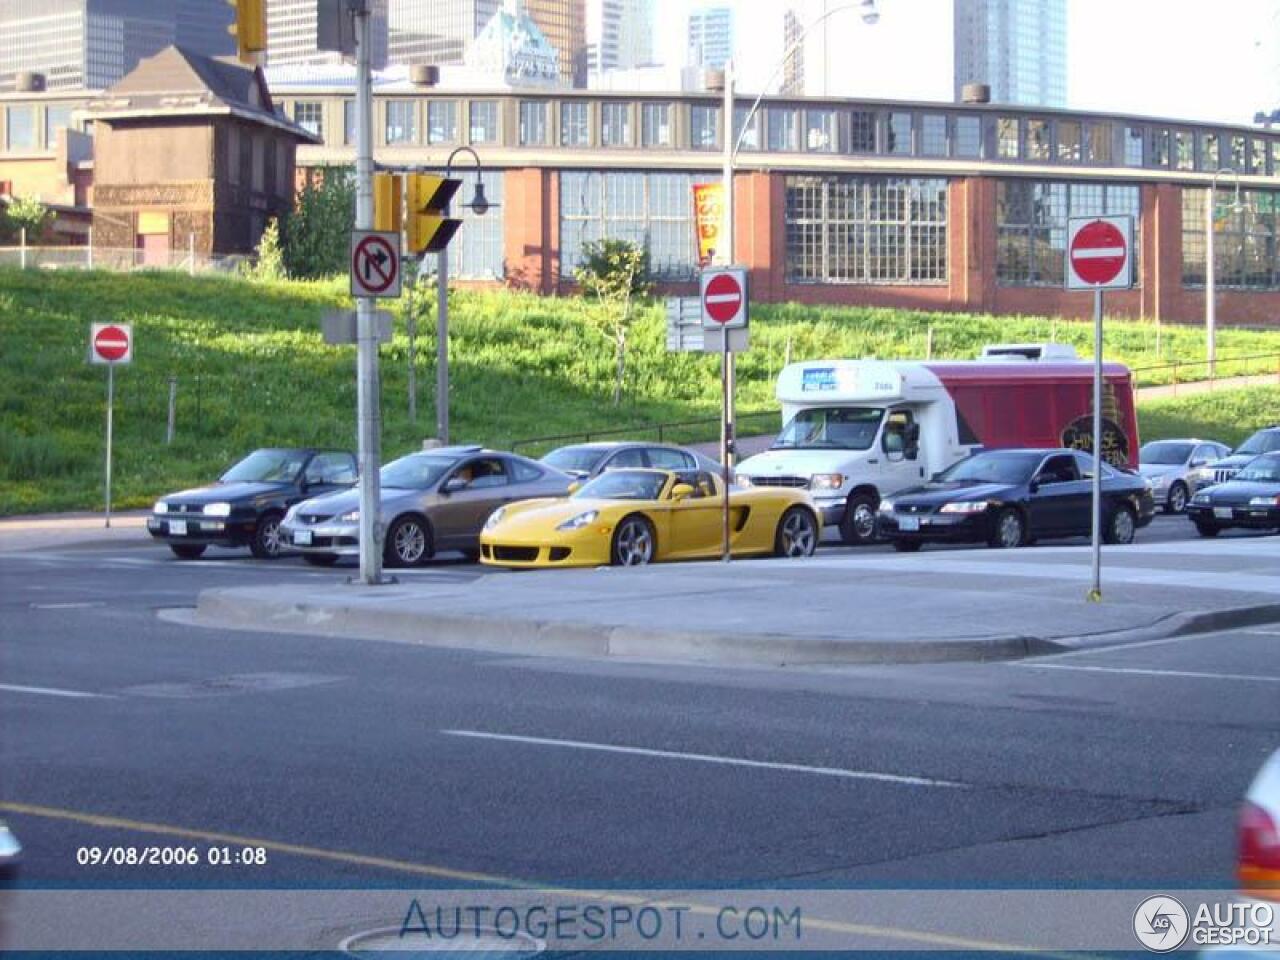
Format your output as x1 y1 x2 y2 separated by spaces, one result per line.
457 458 508 489
307 453 357 485
1193 444 1218 464
1072 452 1096 480
508 458 544 484
1037 454 1079 484
647 447 695 471
606 448 649 469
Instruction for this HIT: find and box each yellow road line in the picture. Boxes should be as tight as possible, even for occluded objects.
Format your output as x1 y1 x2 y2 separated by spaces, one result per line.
2 800 1074 955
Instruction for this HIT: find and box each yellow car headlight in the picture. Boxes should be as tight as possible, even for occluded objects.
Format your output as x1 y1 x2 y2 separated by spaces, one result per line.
484 507 507 531
556 510 598 531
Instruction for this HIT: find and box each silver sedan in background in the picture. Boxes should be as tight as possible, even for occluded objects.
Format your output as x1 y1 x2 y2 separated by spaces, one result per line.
280 445 572 567
1138 438 1231 514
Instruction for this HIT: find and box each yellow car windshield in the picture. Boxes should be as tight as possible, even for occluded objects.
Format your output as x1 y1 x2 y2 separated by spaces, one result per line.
575 470 666 501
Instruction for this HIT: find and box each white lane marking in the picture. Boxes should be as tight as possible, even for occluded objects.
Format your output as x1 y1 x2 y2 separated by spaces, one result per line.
1072 246 1126 259
441 729 966 788
1246 628 1280 637
0 683 112 700
1015 663 1280 683
29 602 105 610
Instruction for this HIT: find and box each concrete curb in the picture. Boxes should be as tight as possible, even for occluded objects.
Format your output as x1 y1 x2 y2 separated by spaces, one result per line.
1053 601 1280 651
193 588 1071 666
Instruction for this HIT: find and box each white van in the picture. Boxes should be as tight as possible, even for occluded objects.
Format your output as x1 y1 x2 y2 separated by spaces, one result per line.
735 346 1139 545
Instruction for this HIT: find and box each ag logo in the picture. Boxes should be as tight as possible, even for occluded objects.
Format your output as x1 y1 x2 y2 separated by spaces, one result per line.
1133 895 1189 952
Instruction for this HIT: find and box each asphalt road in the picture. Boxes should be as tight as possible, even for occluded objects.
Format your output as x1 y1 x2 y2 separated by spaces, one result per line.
2 517 1278 951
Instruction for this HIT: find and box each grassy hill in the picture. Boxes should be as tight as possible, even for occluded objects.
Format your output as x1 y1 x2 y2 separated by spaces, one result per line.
2 267 1279 515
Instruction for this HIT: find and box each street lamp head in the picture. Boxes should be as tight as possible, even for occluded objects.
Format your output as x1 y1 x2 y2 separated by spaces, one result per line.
859 0 880 24
467 180 490 217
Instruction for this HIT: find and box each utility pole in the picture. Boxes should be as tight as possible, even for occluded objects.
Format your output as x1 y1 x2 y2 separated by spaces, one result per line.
720 60 736 473
353 0 384 584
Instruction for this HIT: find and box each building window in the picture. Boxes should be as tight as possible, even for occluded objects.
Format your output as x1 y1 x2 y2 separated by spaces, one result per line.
954 115 981 158
920 114 947 157
44 104 73 147
7 106 35 150
767 107 799 151
996 117 1019 159
1201 132 1219 171
1231 135 1247 171
560 101 589 146
1123 126 1144 167
887 112 912 155
1085 122 1111 164
601 102 630 147
733 106 760 151
784 175 949 285
385 101 416 144
428 101 457 143
849 110 876 153
417 168 505 281
293 101 323 139
519 101 547 145
641 103 671 147
1056 120 1081 163
1182 188 1280 289
560 170 704 280
691 104 721 149
1272 141 1280 177
1251 138 1266 175
1150 128 1170 167
1026 119 1050 161
1172 130 1194 171
469 100 499 144
690 104 719 150
996 180 1141 287
805 108 836 152
343 100 355 145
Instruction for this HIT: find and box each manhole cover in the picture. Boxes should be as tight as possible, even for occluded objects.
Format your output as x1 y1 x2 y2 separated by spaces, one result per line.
339 925 543 957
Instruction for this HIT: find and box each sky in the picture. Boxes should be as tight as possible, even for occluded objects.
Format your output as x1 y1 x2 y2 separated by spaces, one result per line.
654 0 1280 125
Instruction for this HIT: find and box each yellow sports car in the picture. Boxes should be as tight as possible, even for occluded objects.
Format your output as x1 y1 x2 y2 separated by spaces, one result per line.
480 468 821 567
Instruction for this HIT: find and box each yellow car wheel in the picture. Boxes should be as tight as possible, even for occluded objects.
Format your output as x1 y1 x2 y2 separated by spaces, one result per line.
611 515 655 566
775 507 818 558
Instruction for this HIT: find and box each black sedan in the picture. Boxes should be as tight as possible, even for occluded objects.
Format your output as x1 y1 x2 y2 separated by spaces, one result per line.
147 448 357 560
1186 453 1280 537
878 448 1155 551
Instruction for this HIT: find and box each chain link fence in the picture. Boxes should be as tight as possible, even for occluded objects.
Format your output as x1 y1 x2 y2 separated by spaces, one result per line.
0 245 248 274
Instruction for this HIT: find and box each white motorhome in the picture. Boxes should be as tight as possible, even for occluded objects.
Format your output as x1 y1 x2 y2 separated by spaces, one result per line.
735 345 1140 545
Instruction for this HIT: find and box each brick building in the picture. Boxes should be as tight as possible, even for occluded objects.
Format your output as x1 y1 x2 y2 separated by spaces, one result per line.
266 72 1280 325
86 47 314 262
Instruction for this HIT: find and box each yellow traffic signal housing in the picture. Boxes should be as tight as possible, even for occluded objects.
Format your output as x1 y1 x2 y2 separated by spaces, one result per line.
405 174 463 254
227 0 267 63
373 173 403 233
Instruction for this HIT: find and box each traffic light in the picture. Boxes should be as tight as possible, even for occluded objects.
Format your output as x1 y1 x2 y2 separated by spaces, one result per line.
405 174 462 254
227 0 267 64
373 172 403 233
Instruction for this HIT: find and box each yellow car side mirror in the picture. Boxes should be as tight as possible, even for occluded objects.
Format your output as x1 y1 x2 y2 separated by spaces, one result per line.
670 483 695 501
567 481 582 494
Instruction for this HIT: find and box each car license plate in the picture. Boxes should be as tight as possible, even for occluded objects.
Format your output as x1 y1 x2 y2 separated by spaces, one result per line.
898 516 920 532
169 520 187 536
294 529 312 546
1214 507 1233 520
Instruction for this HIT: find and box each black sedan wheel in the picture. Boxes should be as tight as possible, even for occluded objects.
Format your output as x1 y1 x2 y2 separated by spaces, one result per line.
384 516 432 568
1165 482 1188 514
169 543 207 560
1194 520 1221 538
250 512 285 559
611 516 655 566
892 539 923 553
774 507 818 558
1104 504 1137 545
988 508 1025 549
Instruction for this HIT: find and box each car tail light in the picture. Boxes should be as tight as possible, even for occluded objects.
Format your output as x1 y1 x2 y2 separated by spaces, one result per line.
1239 800 1280 900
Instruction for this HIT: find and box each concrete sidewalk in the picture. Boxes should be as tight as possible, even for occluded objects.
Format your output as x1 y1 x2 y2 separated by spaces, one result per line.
0 510 150 552
193 537 1280 666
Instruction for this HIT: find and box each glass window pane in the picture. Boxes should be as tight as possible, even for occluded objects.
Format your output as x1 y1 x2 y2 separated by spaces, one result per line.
1123 126 1144 166
955 115 981 158
887 112 911 155
1174 130 1194 170
1086 122 1111 164
1026 119 1050 160
428 101 457 143
806 108 836 152
997 117 1019 159
469 101 498 144
690 104 719 149
1201 132 1220 171
1056 120 1080 162
601 102 630 146
385 101 415 144
767 107 799 151
44 104 72 146
294 101 323 139
641 103 670 147
560 102 589 146
849 110 876 152
343 100 355 145
519 101 546 145
920 114 947 157
733 106 760 151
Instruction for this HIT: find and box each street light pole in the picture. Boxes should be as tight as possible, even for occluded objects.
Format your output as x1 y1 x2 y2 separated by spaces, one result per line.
1206 166 1242 380
353 0 385 585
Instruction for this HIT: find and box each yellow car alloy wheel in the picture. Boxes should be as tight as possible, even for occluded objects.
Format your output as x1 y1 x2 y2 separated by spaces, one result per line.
612 516 655 566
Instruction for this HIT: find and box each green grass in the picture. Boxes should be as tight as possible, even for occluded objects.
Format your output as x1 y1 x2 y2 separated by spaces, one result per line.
2 266 1280 514
1138 386 1280 448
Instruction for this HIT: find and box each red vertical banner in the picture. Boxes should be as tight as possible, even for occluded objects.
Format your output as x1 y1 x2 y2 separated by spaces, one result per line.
692 182 724 268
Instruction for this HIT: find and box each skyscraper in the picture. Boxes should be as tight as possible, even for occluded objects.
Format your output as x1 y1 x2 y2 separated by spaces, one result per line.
687 5 731 70
524 0 586 86
388 0 499 66
0 0 234 91
265 0 389 69
953 0 1067 107
780 7 803 95
586 0 654 75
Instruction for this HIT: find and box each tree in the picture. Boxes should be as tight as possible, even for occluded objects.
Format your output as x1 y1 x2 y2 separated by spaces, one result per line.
3 196 51 243
574 239 652 406
283 166 355 279
244 217 287 282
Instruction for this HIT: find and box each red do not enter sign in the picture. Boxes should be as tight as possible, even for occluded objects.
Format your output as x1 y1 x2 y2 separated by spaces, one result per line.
1067 216 1133 290
92 323 132 364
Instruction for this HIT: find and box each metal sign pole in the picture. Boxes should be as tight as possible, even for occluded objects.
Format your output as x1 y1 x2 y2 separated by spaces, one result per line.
353 1 384 585
104 362 114 529
1089 286 1103 602
721 332 731 563
437 214 450 445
